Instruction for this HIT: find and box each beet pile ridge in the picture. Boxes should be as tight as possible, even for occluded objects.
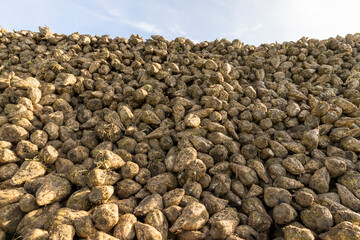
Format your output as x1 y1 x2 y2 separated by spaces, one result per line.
1 26 360 239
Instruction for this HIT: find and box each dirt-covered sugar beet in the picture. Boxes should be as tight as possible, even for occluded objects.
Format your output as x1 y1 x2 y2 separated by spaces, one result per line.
1 26 360 239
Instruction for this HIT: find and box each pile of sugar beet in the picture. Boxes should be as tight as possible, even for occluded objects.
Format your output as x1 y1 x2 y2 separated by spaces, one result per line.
1 27 360 240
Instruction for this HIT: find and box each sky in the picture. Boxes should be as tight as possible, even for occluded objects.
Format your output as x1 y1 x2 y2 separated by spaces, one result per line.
0 0 359 46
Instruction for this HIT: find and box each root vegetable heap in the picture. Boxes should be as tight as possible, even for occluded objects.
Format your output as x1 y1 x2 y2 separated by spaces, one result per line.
0 27 360 239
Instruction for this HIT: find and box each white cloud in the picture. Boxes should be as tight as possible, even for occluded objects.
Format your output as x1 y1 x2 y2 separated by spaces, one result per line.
123 20 162 34
222 22 264 40
249 23 263 32
90 0 163 35
167 25 187 36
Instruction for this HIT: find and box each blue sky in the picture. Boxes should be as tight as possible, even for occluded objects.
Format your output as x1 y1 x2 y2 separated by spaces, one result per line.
0 0 359 46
